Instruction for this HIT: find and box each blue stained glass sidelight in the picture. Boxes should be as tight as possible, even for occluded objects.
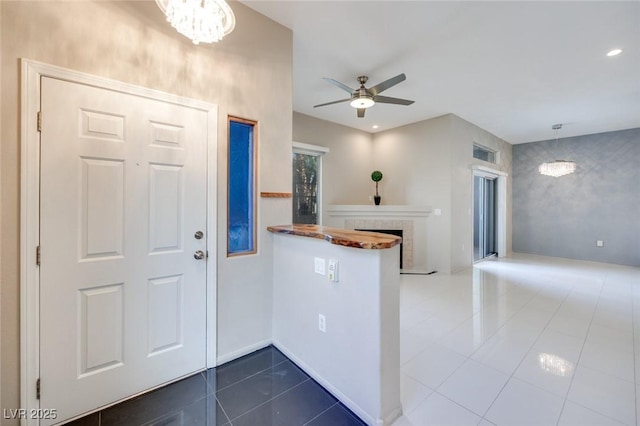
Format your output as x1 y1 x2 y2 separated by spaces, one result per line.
228 119 256 255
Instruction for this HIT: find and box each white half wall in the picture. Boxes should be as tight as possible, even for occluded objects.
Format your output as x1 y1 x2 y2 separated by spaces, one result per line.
372 115 453 272
271 232 401 425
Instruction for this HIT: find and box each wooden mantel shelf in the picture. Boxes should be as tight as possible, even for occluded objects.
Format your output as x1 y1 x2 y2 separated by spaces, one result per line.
267 224 401 250
327 205 432 217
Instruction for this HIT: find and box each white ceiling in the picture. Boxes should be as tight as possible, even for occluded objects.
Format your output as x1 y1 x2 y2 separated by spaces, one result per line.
240 0 639 143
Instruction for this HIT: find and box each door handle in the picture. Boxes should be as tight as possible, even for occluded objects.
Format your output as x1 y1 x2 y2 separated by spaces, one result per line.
194 250 206 260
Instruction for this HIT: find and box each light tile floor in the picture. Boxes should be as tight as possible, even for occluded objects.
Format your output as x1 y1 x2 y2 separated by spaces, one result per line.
393 253 640 426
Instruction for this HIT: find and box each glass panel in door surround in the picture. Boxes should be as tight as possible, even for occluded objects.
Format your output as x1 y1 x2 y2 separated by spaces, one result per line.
228 118 256 255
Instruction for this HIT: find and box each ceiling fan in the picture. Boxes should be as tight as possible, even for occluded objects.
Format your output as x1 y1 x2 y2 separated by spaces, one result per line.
314 73 414 118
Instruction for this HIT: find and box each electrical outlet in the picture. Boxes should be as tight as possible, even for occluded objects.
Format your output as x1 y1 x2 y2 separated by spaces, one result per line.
318 314 326 332
596 240 604 247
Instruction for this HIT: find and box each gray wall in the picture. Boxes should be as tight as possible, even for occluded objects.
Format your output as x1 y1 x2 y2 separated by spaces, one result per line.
513 128 640 266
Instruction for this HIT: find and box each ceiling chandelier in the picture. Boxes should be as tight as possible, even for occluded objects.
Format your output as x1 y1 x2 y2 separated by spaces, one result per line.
538 124 576 178
155 0 236 45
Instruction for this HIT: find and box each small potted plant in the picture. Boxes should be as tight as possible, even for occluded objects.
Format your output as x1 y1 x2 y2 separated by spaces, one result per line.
371 170 383 205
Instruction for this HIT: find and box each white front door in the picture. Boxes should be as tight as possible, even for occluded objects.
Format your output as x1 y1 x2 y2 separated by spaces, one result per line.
39 76 208 424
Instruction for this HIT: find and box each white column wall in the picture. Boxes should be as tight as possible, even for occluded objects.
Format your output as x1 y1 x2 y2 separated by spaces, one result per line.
272 233 401 426
372 116 453 273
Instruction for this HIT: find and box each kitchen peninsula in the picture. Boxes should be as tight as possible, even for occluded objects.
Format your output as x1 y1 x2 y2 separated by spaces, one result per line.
268 225 402 426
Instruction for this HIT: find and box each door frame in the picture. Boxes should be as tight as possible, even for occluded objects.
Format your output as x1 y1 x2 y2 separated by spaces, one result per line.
472 165 507 261
20 59 218 422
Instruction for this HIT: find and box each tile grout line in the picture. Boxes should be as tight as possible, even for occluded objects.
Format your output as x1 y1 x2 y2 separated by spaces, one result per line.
409 265 563 423
215 392 233 426
554 274 636 424
408 258 640 424
554 275 604 426
301 402 339 426
206 349 293 424
404 266 520 414
430 389 489 421
402 275 526 369
225 378 311 423
403 260 639 426
214 356 289 393
400 289 470 366
477 278 573 423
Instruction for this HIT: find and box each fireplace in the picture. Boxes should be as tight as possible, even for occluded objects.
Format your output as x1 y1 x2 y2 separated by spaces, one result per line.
327 204 432 272
356 229 404 269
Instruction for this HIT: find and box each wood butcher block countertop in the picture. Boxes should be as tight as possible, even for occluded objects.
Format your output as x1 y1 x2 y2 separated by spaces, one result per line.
267 224 402 249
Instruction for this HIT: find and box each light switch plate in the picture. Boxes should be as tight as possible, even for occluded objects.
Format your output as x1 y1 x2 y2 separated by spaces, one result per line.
328 259 339 282
314 257 326 275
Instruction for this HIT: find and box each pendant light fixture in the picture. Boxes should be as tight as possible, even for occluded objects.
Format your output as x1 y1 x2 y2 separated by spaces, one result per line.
155 0 236 45
538 124 576 178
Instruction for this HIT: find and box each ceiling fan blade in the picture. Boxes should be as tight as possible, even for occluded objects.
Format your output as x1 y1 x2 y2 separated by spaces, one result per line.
323 78 355 94
313 98 351 108
368 73 406 96
357 108 366 118
373 95 414 106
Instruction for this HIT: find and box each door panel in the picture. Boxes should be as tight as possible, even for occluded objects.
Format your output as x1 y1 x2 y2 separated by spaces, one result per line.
80 158 125 259
148 275 183 355
149 164 183 252
78 284 124 376
39 76 208 424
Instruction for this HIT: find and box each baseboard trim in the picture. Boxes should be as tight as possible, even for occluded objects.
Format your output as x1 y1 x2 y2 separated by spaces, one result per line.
272 340 383 426
216 339 272 366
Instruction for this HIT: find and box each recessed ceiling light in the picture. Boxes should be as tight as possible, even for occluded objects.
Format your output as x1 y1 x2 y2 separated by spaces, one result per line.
372 125 379 129
607 48 622 57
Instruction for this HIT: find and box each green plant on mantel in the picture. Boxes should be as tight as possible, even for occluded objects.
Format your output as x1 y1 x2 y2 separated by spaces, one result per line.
371 170 383 197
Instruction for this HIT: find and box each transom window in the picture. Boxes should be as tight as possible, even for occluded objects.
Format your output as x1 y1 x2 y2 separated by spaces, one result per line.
473 143 497 164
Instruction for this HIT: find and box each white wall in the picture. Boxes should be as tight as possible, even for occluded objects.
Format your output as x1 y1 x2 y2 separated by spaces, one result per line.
372 115 453 273
1 1 292 414
450 115 513 271
293 113 513 274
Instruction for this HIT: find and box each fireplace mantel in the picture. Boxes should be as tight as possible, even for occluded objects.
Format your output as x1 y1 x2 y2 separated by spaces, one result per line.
325 205 432 272
327 205 432 217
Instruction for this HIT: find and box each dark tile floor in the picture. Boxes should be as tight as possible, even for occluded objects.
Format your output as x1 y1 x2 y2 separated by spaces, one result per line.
67 346 366 426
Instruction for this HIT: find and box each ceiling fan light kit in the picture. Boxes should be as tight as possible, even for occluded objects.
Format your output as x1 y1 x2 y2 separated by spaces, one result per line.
350 95 375 109
314 73 414 118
